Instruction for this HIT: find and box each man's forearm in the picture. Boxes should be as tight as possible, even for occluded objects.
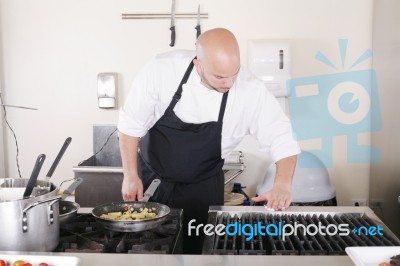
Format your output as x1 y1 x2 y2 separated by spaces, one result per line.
119 132 140 180
274 155 297 188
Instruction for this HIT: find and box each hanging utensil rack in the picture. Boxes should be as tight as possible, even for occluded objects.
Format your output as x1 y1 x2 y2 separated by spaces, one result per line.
0 104 38 110
121 13 208 20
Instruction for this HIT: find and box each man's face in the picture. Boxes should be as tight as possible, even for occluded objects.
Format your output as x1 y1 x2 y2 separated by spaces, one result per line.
195 59 240 93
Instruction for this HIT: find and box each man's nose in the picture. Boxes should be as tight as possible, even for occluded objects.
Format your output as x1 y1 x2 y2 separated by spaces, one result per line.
223 77 235 87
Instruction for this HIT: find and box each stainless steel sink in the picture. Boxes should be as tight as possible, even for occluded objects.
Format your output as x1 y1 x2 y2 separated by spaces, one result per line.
73 125 246 207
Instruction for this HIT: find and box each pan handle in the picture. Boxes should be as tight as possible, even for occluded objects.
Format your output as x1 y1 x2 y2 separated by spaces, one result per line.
21 196 61 233
140 179 161 202
61 178 83 200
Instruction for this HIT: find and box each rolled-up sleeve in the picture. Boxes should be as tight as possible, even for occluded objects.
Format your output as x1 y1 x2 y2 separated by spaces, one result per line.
118 60 158 138
250 87 301 162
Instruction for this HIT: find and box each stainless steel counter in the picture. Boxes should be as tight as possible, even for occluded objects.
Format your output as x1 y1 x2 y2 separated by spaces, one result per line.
0 251 355 266
3 206 398 265
71 253 356 266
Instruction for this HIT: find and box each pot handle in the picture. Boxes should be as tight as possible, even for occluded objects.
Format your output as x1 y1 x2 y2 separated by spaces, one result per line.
22 196 61 233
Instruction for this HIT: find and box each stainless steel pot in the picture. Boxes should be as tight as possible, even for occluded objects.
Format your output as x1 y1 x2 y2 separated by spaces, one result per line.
0 179 61 251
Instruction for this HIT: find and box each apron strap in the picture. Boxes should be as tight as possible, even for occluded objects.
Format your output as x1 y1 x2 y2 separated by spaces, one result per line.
166 58 196 113
165 56 230 124
218 92 229 123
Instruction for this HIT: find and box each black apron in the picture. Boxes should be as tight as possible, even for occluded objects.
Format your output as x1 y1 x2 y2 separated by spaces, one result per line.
138 58 228 254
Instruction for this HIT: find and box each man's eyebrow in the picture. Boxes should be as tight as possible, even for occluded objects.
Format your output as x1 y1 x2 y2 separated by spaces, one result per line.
215 67 240 78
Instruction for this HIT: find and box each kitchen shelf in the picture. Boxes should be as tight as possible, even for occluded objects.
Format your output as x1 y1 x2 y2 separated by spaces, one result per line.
223 151 245 185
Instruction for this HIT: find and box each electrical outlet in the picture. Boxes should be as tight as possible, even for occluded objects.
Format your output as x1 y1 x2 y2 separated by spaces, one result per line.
351 199 368 206
370 199 384 208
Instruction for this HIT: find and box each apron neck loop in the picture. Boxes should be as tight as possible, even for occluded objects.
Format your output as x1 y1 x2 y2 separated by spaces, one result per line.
166 57 196 112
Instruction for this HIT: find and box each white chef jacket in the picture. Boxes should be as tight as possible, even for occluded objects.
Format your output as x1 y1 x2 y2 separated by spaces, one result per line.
118 50 300 162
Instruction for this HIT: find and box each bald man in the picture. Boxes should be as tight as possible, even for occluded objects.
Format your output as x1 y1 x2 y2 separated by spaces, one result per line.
118 28 300 253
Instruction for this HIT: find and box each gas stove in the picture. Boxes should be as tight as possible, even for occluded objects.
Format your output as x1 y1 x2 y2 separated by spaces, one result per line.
55 208 183 254
202 206 400 255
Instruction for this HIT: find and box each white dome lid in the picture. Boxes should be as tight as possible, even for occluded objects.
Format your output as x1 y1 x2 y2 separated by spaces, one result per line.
256 151 336 202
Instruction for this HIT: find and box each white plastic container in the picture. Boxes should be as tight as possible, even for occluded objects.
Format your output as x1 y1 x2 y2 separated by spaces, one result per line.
256 151 336 203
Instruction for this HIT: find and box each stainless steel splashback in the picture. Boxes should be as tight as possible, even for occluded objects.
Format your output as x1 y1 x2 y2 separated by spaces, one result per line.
93 125 121 167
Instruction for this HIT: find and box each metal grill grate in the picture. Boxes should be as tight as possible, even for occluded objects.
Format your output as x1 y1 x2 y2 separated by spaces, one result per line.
208 212 400 255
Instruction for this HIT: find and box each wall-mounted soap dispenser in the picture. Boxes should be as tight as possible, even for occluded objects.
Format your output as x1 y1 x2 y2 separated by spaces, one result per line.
247 40 291 97
97 72 117 108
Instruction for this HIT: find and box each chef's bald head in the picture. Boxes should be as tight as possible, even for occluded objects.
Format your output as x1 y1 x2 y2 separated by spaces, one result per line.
196 28 240 72
194 28 241 93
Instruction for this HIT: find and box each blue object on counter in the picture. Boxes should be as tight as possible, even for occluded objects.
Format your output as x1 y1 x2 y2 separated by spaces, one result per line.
232 182 244 193
243 200 251 206
231 182 250 201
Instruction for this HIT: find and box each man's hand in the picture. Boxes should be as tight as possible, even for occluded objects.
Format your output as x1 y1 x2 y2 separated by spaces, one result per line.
122 176 144 201
252 184 292 210
119 132 143 201
252 155 297 211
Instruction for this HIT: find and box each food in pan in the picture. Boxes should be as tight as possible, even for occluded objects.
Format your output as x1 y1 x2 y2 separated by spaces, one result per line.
100 207 157 221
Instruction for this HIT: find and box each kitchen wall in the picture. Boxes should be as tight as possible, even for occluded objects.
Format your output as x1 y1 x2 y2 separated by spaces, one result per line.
0 108 4 178
370 0 400 237
0 2 5 178
0 0 373 205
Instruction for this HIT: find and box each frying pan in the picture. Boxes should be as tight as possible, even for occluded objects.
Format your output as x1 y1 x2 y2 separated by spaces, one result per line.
59 201 80 225
59 178 83 225
91 179 170 232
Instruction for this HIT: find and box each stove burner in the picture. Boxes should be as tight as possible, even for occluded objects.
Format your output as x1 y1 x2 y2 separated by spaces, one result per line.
55 209 183 254
203 212 400 255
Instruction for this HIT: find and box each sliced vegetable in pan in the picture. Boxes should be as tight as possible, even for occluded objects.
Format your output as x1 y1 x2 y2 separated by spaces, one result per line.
100 207 157 221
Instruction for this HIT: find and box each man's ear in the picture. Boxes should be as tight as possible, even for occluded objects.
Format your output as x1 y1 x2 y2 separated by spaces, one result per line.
193 58 202 75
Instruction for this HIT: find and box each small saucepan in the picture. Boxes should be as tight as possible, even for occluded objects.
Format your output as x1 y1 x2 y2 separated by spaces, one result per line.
91 179 170 232
59 178 83 225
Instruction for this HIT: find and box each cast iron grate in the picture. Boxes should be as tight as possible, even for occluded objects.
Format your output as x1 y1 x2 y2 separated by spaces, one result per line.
207 212 400 255
55 209 183 254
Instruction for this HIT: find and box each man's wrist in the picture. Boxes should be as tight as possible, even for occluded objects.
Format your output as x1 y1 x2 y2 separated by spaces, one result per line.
123 173 140 181
273 179 292 190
